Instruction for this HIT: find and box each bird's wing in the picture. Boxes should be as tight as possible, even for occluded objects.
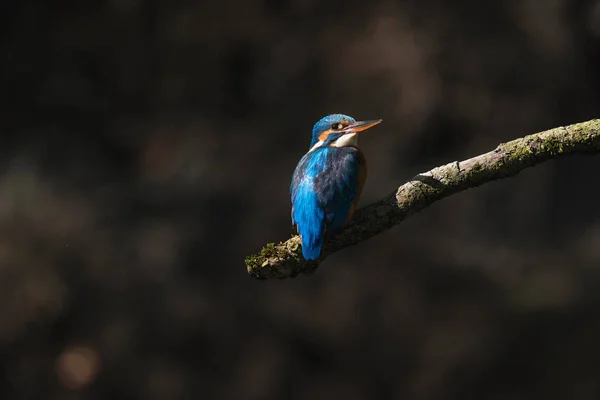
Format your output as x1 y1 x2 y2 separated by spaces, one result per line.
314 147 362 230
290 151 328 259
290 147 364 259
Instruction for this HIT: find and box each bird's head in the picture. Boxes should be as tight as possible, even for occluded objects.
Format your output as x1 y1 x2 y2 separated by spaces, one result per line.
309 113 382 151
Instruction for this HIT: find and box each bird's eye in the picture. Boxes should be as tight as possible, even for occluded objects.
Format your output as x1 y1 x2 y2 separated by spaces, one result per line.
331 123 344 130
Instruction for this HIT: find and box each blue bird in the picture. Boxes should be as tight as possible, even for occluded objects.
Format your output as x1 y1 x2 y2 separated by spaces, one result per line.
290 114 382 260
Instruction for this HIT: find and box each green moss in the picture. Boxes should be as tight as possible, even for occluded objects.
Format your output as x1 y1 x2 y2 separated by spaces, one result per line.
537 129 567 155
573 120 600 147
245 242 277 269
261 242 278 257
487 158 504 174
245 238 303 274
244 252 261 271
508 139 535 161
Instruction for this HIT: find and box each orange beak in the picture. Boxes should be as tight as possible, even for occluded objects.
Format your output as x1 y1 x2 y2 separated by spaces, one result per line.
343 119 383 133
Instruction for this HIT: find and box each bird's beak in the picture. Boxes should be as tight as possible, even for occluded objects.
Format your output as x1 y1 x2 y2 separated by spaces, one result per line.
343 119 383 133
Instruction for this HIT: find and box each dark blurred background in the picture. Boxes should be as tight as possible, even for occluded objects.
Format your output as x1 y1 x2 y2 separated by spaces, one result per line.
1 0 600 399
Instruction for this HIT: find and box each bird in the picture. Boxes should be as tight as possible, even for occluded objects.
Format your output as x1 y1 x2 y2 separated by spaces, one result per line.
290 113 382 260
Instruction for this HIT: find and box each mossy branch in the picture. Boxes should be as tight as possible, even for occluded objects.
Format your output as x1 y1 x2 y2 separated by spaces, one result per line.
246 119 600 279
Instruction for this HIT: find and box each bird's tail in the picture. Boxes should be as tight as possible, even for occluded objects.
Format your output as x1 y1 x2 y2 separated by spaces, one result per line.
293 201 326 260
299 220 324 260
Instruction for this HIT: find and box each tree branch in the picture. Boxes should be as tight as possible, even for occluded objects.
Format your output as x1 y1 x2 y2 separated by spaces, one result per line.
245 119 600 279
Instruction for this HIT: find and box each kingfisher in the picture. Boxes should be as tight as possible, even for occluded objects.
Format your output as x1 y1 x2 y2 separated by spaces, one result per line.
290 113 382 260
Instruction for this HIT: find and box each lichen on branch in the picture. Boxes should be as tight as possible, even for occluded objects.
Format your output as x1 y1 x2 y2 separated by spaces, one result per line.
245 119 600 280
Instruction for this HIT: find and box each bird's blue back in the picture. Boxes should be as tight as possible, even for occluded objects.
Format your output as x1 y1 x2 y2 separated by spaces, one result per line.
290 145 363 260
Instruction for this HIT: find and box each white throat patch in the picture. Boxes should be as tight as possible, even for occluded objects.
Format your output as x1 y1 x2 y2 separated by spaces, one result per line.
308 132 358 153
332 133 358 147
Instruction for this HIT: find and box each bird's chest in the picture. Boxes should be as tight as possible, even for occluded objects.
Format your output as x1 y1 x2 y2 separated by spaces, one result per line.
323 146 363 174
312 147 365 193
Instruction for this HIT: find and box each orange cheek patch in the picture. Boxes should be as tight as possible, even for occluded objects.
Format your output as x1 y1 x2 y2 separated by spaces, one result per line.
318 129 334 142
